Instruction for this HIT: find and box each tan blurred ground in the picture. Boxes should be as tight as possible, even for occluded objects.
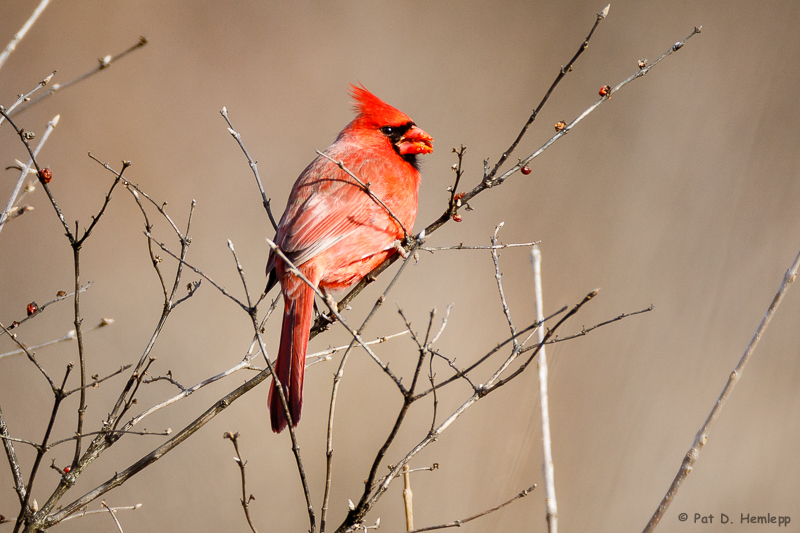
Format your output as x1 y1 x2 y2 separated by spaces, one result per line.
1 1 799 532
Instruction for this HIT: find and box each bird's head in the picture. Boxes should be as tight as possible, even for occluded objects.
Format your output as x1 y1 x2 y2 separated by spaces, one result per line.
348 84 433 168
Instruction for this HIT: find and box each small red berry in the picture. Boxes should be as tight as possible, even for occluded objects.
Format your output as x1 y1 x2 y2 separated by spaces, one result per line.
26 302 38 316
38 168 53 184
452 214 462 222
521 166 532 175
599 85 612 97
63 466 71 474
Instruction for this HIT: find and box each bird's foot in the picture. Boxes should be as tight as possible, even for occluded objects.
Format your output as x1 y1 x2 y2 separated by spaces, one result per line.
393 240 409 259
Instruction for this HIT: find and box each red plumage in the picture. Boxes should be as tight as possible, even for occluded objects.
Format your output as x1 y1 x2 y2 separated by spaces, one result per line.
266 85 433 433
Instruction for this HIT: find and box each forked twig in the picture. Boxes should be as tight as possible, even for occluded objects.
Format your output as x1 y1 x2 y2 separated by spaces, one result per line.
0 114 59 237
224 432 260 533
101 501 124 533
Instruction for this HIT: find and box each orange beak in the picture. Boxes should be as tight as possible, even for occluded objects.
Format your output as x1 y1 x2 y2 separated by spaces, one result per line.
396 125 433 155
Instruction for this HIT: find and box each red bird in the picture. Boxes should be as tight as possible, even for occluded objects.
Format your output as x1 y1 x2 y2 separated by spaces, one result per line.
265 85 434 433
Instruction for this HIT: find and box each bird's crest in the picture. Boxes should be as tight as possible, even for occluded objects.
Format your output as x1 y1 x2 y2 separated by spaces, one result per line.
349 84 412 127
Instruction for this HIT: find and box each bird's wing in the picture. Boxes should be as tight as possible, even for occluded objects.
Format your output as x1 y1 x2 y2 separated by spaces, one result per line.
275 162 397 268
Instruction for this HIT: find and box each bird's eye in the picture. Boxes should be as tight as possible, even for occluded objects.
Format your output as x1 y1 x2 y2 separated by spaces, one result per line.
380 126 394 136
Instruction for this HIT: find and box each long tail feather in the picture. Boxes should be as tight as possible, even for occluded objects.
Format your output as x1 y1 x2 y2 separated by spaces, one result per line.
269 280 314 433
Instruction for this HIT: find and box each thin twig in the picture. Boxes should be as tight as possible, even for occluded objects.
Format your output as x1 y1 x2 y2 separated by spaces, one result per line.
547 305 653 344
493 25 702 189
643 246 800 531
485 4 610 184
403 483 537 533
63 364 130 397
0 403 27 505
0 317 113 361
305 331 409 367
446 146 467 217
490 223 518 351
420 242 538 252
147 232 248 311
413 307 567 400
221 107 278 231
0 114 59 237
0 205 33 224
0 72 55 126
0 0 52 72
0 108 71 236
224 432 260 533
101 501 124 533
60 504 141 522
1 282 94 330
0 321 56 391
10 37 149 117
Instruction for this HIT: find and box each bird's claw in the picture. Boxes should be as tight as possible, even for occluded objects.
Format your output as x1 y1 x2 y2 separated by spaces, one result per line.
393 240 409 259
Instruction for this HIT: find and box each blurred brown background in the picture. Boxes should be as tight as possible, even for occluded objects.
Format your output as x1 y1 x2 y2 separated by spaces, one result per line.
2 1 799 531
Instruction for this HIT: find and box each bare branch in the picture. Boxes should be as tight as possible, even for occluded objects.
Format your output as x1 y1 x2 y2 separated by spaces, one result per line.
483 6 609 184
147 232 248 311
10 37 149 117
305 331 409 367
63 363 131 397
403 483 537 533
547 305 653 344
0 321 56 391
0 0 52 72
643 245 800 531
221 107 278 231
490 223 518 351
44 366 273 528
1 283 94 331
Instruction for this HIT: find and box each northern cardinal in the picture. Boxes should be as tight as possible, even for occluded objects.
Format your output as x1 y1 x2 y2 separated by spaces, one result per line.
265 85 434 433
